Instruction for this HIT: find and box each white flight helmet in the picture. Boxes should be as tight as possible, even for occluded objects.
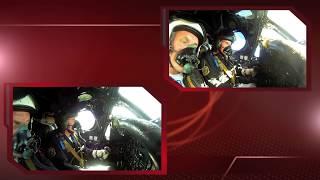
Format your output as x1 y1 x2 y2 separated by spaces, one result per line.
13 94 36 113
169 19 206 45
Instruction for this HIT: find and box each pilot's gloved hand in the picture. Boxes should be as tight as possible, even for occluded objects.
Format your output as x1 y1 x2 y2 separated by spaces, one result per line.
241 68 257 77
92 149 109 160
79 145 85 151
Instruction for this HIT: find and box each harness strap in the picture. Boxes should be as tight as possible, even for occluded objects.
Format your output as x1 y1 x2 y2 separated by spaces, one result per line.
63 140 85 168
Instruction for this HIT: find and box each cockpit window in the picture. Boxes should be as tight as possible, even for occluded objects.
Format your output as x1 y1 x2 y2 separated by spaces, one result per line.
236 10 253 18
265 10 306 43
267 10 306 42
231 32 246 51
105 123 111 141
76 109 96 131
117 87 161 120
254 44 261 58
111 105 138 119
261 28 287 42
259 10 306 59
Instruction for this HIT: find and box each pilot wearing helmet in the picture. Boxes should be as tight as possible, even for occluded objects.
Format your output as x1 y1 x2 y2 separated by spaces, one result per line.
13 94 57 170
169 18 208 88
47 112 110 170
13 94 36 165
199 30 239 87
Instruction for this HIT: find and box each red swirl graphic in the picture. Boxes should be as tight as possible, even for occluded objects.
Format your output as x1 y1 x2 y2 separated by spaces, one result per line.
167 91 227 151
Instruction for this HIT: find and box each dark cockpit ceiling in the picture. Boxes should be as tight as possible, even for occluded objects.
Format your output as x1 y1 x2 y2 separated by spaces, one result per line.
13 87 118 120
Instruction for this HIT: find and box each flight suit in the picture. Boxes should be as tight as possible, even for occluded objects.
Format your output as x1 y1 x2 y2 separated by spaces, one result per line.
200 52 237 87
13 126 57 170
48 130 90 170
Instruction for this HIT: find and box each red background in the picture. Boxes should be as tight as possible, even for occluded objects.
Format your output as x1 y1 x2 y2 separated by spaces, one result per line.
1 0 320 179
